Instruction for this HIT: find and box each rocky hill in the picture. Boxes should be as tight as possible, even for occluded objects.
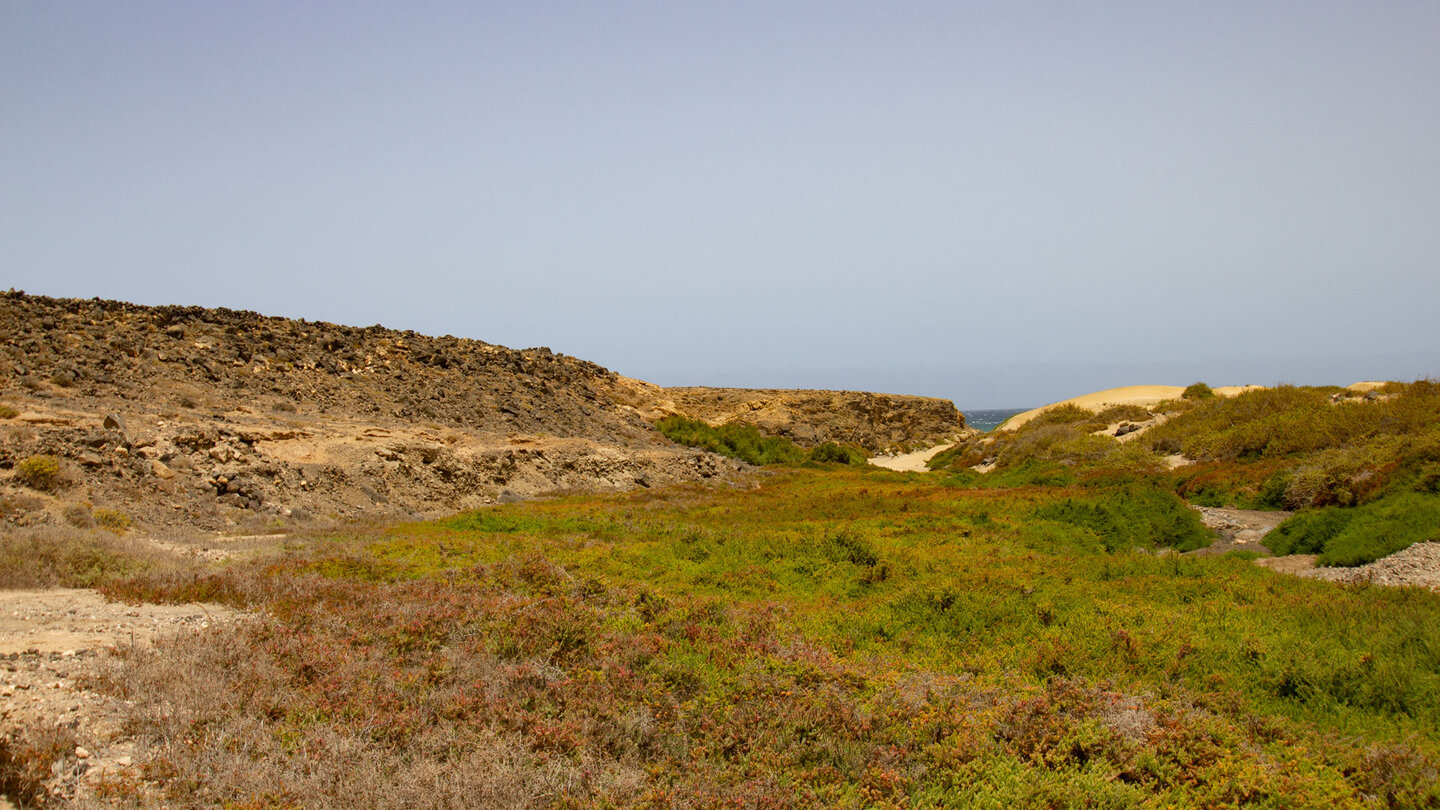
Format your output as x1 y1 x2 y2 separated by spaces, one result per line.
0 292 745 536
0 292 966 537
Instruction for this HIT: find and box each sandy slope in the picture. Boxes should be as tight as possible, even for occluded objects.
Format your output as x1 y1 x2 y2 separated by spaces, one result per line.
869 443 954 472
1347 381 1389 392
998 384 1263 432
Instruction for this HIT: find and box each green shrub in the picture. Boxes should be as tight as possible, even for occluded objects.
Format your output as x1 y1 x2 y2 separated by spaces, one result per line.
1093 404 1152 424
0 404 18 419
1031 403 1094 427
1266 508 1352 557
807 442 867 465
1033 485 1211 552
1268 493 1440 565
1317 495 1440 566
926 438 989 471
14 455 63 491
1148 383 1440 463
998 425 1116 468
656 416 805 465
1166 460 1291 510
1183 382 1215 400
1090 443 1167 476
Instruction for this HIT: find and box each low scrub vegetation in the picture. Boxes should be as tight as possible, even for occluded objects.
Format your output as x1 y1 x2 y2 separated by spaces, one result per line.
19 469 1431 807
1182 381 1215 400
13 454 63 491
0 526 178 589
1147 380 1440 563
1146 382 1440 465
656 415 867 466
929 401 1168 475
1093 403 1153 424
656 415 806 465
933 380 1440 565
93 508 132 534
1032 484 1211 553
1267 493 1440 566
6 383 1440 805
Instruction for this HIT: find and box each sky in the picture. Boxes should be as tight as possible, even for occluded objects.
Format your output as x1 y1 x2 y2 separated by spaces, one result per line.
4 2 1438 409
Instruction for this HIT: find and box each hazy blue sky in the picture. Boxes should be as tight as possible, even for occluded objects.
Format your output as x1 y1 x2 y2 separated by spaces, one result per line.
4 2 1438 408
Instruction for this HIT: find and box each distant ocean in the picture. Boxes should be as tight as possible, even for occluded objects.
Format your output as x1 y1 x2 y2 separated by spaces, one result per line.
964 408 1029 432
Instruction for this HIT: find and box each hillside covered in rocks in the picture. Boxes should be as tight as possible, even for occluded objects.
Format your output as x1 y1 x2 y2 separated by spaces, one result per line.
607 380 969 453
0 292 744 536
0 292 963 536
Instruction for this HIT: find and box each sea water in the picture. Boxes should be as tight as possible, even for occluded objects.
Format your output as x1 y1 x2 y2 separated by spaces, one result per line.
963 408 1029 433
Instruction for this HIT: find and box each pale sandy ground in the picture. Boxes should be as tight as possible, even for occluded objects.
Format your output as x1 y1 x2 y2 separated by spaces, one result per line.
869 443 954 472
1 589 246 806
998 384 1264 432
0 589 242 656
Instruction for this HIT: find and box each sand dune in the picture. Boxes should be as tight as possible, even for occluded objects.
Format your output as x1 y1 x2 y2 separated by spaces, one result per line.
1347 381 1389 392
998 384 1263 432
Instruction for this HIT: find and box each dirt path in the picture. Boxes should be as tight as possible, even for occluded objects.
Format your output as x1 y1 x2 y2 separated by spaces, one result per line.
1 589 245 806
869 444 954 472
1189 506 1290 555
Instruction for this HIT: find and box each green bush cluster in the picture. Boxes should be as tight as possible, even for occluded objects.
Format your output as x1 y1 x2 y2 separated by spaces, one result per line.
1167 461 1291 509
1093 403 1153 424
1030 403 1094 427
1148 382 1440 463
1183 381 1215 400
656 416 866 466
806 441 867 466
930 398 1171 477
1266 493 1440 566
929 425 1114 473
657 415 805 465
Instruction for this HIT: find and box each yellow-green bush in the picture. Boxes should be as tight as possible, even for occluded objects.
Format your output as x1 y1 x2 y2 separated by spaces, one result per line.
14 455 62 491
1183 381 1215 400
1093 403 1152 424
94 509 131 534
